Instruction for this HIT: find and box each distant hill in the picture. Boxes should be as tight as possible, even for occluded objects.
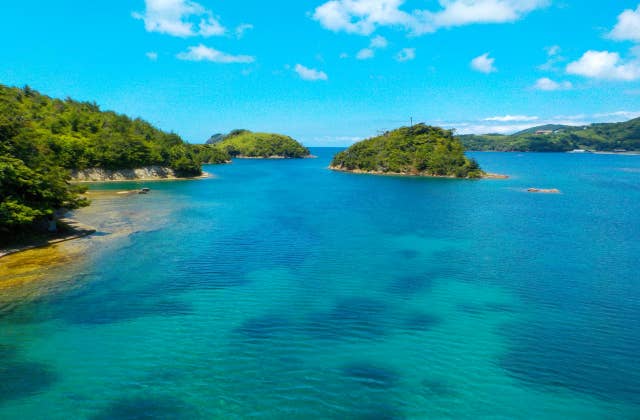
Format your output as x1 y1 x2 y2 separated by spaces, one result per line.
513 124 572 135
214 130 310 158
330 124 484 178
459 117 640 152
206 133 226 144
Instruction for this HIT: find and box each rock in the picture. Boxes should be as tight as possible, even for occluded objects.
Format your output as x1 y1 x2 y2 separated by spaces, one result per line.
527 188 561 194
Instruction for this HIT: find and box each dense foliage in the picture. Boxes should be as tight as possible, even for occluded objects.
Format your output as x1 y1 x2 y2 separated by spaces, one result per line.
0 84 203 232
215 130 310 158
331 124 484 178
459 118 640 152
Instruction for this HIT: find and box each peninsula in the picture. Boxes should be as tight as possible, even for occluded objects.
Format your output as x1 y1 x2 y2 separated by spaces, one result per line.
330 124 486 178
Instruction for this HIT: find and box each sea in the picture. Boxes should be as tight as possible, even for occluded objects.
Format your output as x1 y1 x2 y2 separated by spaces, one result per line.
0 148 639 419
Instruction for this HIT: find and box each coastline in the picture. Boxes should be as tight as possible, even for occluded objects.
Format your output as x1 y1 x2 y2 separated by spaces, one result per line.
328 166 508 179
234 155 317 159
71 170 212 183
0 218 96 259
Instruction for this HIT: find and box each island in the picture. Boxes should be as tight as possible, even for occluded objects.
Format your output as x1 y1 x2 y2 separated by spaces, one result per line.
458 117 640 152
209 129 311 158
329 124 487 178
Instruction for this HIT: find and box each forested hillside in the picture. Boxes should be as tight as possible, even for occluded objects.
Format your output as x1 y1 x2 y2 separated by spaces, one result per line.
459 118 640 152
0 84 207 232
331 124 484 178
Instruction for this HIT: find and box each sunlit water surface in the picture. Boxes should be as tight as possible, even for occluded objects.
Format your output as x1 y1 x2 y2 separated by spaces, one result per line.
0 149 639 419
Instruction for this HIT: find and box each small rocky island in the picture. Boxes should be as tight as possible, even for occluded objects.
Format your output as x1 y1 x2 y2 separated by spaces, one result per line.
209 129 311 159
330 124 488 178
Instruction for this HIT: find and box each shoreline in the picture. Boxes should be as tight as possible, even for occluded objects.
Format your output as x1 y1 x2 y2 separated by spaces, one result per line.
71 171 212 183
0 218 96 260
328 166 508 179
233 155 317 159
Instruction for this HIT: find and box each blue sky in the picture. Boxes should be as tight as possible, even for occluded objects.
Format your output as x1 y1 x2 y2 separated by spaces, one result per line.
1 1 640 145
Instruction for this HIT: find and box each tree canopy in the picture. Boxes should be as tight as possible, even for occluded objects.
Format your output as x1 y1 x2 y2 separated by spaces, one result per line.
331 124 484 178
214 130 310 158
459 118 640 152
0 83 206 232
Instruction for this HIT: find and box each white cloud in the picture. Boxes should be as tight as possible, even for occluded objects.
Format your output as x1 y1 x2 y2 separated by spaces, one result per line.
312 0 549 36
355 35 388 59
426 0 550 29
235 23 254 38
133 0 226 37
339 52 349 58
395 47 415 62
566 50 640 81
370 35 388 48
176 44 255 63
484 115 539 122
593 110 640 120
295 64 328 81
356 48 375 59
538 45 565 71
534 77 573 91
608 5 640 42
546 45 560 56
471 53 496 73
146 51 159 61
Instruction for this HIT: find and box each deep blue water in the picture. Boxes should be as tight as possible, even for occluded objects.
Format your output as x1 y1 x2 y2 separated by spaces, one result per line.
1 149 639 418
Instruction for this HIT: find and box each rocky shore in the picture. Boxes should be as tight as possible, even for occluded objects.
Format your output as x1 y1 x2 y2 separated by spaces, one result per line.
70 166 210 182
328 165 508 179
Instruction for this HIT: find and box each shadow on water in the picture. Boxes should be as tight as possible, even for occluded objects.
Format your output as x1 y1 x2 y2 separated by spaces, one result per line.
403 313 441 331
304 297 390 341
387 274 434 296
91 395 196 420
500 320 640 405
0 344 57 405
342 362 400 389
234 314 292 340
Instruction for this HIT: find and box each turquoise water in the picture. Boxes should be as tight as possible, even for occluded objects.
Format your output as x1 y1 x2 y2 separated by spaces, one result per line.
1 149 639 419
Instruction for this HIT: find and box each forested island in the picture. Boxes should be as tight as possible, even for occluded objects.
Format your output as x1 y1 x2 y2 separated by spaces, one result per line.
459 117 640 152
330 124 485 178
208 129 311 158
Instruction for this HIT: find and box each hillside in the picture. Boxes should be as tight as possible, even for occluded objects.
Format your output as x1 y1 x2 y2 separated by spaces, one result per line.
459 117 640 152
215 130 310 158
0 84 206 232
330 124 484 178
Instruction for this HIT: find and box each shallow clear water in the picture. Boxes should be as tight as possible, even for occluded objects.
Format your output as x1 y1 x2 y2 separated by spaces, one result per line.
1 149 639 419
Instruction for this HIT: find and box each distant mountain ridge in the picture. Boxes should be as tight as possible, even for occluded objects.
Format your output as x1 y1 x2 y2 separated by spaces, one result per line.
459 117 640 152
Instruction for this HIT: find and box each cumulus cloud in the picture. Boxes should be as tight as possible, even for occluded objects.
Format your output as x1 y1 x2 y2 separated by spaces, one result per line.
484 115 539 122
608 5 640 42
356 48 375 59
176 44 255 63
295 64 329 81
395 47 415 62
538 45 565 71
566 50 640 81
534 77 573 91
369 35 388 48
133 0 226 37
312 0 549 36
146 51 159 61
471 53 496 73
235 23 254 38
593 110 640 119
355 35 388 59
